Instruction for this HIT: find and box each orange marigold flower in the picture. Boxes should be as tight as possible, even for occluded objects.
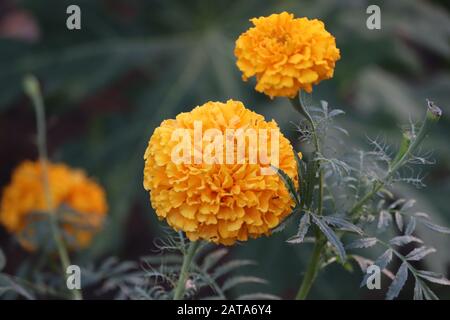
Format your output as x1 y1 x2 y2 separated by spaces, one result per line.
143 100 298 245
235 12 340 98
0 160 107 250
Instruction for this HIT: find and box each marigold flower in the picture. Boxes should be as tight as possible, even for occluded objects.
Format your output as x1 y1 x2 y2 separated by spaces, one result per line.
0 160 107 249
235 12 340 98
143 100 298 245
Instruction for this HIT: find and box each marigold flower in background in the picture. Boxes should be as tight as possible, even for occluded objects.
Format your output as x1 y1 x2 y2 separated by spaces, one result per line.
143 100 298 245
0 160 107 250
235 12 340 98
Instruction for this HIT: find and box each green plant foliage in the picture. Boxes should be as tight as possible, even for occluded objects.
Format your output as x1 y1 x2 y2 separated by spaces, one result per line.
0 0 449 300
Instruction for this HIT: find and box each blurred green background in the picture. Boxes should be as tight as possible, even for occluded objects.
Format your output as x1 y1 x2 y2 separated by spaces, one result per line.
0 0 449 299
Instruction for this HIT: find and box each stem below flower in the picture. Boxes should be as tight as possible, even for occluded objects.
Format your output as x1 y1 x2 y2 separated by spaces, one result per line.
295 239 324 300
173 241 200 300
290 95 324 215
290 94 325 299
289 95 320 153
23 75 82 300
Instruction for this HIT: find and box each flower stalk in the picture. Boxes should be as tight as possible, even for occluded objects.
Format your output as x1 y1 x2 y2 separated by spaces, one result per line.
23 75 82 300
290 95 324 216
290 94 325 299
295 238 325 299
173 240 200 300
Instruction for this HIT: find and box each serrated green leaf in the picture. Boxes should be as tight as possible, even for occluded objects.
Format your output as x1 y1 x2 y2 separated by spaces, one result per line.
360 249 393 287
389 235 423 246
413 280 424 300
405 217 416 236
377 210 392 230
346 237 378 249
273 166 300 206
417 271 450 286
421 220 450 234
386 262 408 300
414 278 438 300
388 199 406 210
286 213 310 244
400 199 416 211
394 212 404 232
328 109 345 118
312 215 346 261
322 216 363 235
405 246 436 261
0 275 35 300
421 282 439 300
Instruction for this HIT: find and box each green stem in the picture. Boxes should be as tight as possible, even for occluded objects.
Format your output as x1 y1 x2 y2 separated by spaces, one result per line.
173 241 200 300
295 239 324 300
289 95 320 153
349 181 383 217
23 75 82 300
290 94 325 299
317 171 324 216
290 95 323 215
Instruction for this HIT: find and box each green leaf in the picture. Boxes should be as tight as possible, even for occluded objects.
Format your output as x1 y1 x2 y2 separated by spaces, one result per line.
386 262 408 300
413 278 439 300
394 212 404 232
374 249 394 271
405 217 417 236
322 216 364 235
413 280 424 300
422 284 439 300
389 235 423 246
0 275 35 300
273 166 300 206
420 220 450 234
312 215 346 261
346 237 378 249
417 271 450 286
405 247 436 261
286 213 310 244
360 249 393 288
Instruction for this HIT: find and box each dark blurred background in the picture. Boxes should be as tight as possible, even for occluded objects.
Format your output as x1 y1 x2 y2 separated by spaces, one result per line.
0 0 449 299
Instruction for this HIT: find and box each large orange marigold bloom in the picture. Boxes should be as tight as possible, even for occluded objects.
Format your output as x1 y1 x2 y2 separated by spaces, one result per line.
235 12 340 98
143 100 298 245
0 160 107 249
